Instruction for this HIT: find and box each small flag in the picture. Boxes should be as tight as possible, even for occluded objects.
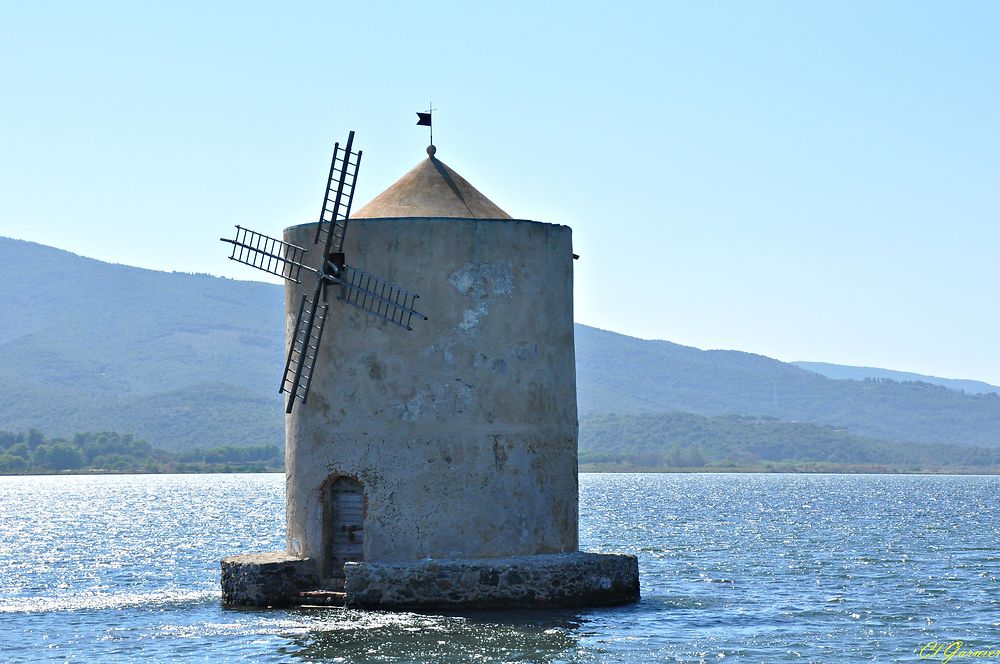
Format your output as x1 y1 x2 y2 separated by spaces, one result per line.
416 112 432 126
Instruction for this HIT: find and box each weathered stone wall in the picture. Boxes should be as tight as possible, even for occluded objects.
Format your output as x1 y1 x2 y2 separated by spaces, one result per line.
344 552 640 609
220 552 319 607
221 551 639 609
283 218 578 568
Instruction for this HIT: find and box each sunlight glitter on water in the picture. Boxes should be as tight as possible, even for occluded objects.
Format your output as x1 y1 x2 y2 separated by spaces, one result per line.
1 473 999 662
0 588 220 614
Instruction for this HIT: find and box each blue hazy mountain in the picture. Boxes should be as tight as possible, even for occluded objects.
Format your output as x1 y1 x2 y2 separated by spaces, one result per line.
792 361 1000 395
2 236 999 451
574 326 1000 448
0 237 285 450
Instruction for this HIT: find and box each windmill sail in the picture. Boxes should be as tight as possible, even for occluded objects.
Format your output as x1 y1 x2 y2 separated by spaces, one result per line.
221 226 310 283
280 294 329 413
315 131 362 256
339 265 427 331
222 129 427 414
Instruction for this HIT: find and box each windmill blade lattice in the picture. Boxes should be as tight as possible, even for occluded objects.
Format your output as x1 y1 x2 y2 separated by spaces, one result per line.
280 294 329 413
221 226 310 283
315 131 362 256
220 129 427 414
339 265 427 331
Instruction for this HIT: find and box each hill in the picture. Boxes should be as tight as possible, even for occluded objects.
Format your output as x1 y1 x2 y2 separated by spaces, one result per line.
579 412 1000 470
575 326 1000 447
2 236 999 452
0 237 284 449
4 421 996 474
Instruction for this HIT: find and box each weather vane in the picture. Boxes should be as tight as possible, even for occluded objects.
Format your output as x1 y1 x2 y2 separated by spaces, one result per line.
416 103 436 147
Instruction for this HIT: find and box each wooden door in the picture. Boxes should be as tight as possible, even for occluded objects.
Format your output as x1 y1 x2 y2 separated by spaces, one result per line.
328 477 364 578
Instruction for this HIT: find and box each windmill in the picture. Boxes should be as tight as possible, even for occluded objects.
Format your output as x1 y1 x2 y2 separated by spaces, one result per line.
221 131 427 413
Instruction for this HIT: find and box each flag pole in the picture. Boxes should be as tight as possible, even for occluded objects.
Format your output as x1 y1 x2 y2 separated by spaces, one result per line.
416 104 436 148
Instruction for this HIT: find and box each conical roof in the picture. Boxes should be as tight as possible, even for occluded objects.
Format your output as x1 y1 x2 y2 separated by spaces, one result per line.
351 147 511 220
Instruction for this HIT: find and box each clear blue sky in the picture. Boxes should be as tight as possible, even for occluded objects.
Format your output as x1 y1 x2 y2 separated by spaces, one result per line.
2 1 998 382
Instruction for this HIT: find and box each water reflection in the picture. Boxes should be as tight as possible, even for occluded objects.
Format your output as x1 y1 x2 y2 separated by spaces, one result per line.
281 608 586 663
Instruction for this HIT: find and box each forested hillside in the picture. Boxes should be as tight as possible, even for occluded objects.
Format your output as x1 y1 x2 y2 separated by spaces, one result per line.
579 413 1000 470
3 236 999 453
4 422 996 474
576 326 1000 447
0 237 284 449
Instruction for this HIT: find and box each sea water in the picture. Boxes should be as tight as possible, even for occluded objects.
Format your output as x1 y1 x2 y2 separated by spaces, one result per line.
0 473 997 662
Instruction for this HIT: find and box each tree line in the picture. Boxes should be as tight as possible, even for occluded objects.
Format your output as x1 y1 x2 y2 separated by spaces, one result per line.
579 412 1000 472
0 430 282 474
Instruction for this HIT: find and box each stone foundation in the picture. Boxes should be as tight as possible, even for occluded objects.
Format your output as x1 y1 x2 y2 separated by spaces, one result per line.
346 552 639 609
220 552 319 607
221 551 639 609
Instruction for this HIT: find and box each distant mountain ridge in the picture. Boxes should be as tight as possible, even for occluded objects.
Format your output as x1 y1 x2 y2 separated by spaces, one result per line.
2 236 999 452
792 361 1000 395
575 326 1000 447
0 237 285 449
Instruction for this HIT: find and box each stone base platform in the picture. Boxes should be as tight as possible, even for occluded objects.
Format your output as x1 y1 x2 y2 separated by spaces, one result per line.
345 551 639 609
221 551 639 609
220 551 320 607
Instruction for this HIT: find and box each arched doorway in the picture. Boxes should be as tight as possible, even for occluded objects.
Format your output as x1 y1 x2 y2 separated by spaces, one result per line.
324 476 365 580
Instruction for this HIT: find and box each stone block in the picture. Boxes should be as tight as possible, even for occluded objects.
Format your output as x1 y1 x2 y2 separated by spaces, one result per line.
344 551 639 609
220 551 319 606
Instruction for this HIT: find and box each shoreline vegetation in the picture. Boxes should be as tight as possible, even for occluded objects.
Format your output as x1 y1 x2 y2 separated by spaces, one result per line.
2 429 999 476
579 463 1000 475
0 430 282 475
579 413 1000 474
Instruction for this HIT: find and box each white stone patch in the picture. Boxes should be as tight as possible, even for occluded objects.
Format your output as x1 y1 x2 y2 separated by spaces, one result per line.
396 380 475 422
449 260 513 298
459 303 488 331
421 341 457 365
398 393 426 423
448 262 514 332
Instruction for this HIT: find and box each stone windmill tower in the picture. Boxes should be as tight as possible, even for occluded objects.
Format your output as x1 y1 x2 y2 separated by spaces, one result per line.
221 137 638 609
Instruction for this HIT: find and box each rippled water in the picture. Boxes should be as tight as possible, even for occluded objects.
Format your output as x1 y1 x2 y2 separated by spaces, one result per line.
1 473 998 662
